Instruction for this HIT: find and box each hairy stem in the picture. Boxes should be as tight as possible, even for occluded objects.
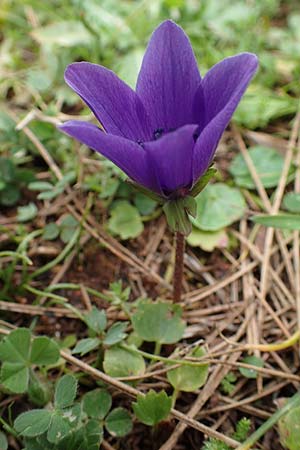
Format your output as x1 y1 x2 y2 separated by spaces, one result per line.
173 232 185 303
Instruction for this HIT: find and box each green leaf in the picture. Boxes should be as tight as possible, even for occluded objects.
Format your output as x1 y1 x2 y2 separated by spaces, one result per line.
47 414 72 444
187 228 228 251
234 88 297 129
55 374 77 409
0 431 8 450
278 405 300 450
104 322 128 346
83 388 112 419
167 347 209 392
15 168 35 184
28 181 54 191
60 215 79 243
132 390 172 426
43 223 60 240
252 213 300 230
0 184 20 206
283 192 300 213
84 307 107 334
1 362 29 393
134 193 157 215
70 420 103 450
105 408 132 437
0 158 15 183
30 337 60 365
28 377 51 407
31 21 92 47
72 338 101 356
103 345 145 378
191 183 246 231
0 328 31 362
108 200 144 239
239 356 264 379
14 409 52 437
38 188 62 200
132 301 185 344
17 203 38 222
229 146 286 189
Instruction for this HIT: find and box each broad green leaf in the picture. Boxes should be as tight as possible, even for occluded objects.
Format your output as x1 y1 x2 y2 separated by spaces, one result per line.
83 389 112 419
191 183 246 231
55 374 77 409
17 203 38 222
0 184 20 206
187 227 228 251
70 420 103 450
103 345 145 378
132 390 172 426
30 337 60 365
103 322 128 346
108 201 143 239
167 347 209 392
60 215 79 243
132 301 185 344
239 356 264 379
252 214 300 230
43 223 60 240
278 405 300 450
0 431 8 450
0 328 31 363
72 338 101 356
14 409 52 437
105 408 132 437
0 158 15 183
229 146 286 189
84 307 107 334
283 192 300 213
133 192 157 215
1 362 29 393
234 88 297 129
15 168 35 184
28 377 52 407
47 414 72 444
31 21 92 47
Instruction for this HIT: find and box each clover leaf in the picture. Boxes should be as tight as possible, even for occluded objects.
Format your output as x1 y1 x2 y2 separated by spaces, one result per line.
229 146 287 189
133 390 172 426
0 328 60 393
167 347 209 392
108 200 144 239
191 183 246 231
105 408 132 437
132 301 185 344
103 345 145 378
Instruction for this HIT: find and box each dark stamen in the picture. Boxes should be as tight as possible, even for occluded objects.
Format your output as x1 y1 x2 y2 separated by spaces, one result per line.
137 139 144 148
193 132 199 142
153 128 164 140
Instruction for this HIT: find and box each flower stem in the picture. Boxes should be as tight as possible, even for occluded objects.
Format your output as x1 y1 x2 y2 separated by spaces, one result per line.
173 232 185 303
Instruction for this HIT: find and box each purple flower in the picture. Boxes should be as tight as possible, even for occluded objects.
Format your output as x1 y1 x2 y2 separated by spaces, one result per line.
60 20 258 199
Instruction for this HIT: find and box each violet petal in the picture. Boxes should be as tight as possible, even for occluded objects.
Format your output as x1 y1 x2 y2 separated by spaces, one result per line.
192 53 258 183
144 124 198 195
59 121 159 192
64 63 151 141
136 20 201 133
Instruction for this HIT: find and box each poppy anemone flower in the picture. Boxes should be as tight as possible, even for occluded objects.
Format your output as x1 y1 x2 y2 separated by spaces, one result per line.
60 20 258 231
